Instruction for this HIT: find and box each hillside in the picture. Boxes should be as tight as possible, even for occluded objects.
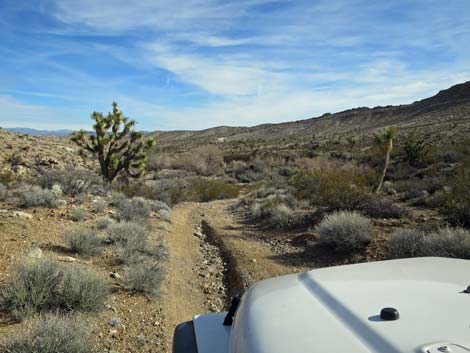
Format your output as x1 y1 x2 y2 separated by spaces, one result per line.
152 81 470 148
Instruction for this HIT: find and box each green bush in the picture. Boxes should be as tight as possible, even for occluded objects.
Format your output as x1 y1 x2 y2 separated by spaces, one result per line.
124 262 165 297
402 137 429 167
70 207 88 221
65 227 102 256
0 314 93 353
187 178 241 202
290 166 376 210
316 211 374 251
0 260 107 320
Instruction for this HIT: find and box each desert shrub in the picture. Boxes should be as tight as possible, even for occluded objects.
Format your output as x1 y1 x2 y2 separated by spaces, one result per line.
290 165 375 210
249 189 301 228
187 178 240 202
0 183 7 201
17 185 61 208
51 183 63 197
96 216 116 230
402 137 429 167
421 227 470 258
0 167 16 184
268 203 293 228
226 159 271 183
0 314 93 353
394 179 426 200
124 262 165 297
107 222 150 263
91 198 107 213
441 165 470 227
361 197 409 219
107 221 148 244
0 260 63 319
432 150 465 164
386 227 470 259
316 211 374 251
179 145 225 176
65 227 102 255
109 191 127 207
116 196 151 222
0 260 107 319
70 207 88 221
60 266 108 312
38 167 102 196
386 228 424 259
157 208 171 221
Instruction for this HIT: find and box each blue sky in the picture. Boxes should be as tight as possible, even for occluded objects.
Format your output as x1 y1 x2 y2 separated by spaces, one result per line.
0 0 469 131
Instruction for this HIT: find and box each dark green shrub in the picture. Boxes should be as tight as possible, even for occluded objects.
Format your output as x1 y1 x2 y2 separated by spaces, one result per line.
290 166 376 210
187 178 241 202
441 165 470 227
402 137 429 167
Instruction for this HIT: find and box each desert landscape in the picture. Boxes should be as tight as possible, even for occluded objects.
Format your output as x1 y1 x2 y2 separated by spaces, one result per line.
0 81 469 352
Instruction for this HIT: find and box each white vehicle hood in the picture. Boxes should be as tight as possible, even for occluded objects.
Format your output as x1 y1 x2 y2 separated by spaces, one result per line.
228 257 470 353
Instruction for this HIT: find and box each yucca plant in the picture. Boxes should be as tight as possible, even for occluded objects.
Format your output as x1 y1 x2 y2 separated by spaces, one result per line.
71 102 156 186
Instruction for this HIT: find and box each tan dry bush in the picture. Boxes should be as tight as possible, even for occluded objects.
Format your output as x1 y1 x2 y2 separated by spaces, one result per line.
178 145 225 176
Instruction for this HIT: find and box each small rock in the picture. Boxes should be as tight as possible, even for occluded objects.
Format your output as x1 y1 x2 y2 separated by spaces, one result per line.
252 258 257 263
109 317 121 327
110 272 122 280
109 329 119 338
58 256 78 262
28 247 43 259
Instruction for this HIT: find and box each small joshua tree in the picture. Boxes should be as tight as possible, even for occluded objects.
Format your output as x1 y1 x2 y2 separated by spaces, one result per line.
375 126 397 193
72 102 156 186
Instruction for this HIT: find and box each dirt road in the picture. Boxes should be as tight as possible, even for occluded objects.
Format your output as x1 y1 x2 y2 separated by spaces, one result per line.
161 199 302 352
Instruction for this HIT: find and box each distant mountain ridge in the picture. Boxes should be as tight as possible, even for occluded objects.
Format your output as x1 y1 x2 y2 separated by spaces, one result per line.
152 81 470 147
5 127 74 136
6 81 470 144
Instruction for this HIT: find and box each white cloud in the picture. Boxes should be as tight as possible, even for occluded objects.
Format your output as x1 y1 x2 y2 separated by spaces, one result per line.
0 95 84 130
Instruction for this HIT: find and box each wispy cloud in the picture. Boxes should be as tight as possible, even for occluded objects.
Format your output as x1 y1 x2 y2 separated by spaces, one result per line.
0 0 469 130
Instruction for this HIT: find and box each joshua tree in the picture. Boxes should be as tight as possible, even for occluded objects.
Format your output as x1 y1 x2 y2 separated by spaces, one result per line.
72 102 156 186
375 126 398 193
